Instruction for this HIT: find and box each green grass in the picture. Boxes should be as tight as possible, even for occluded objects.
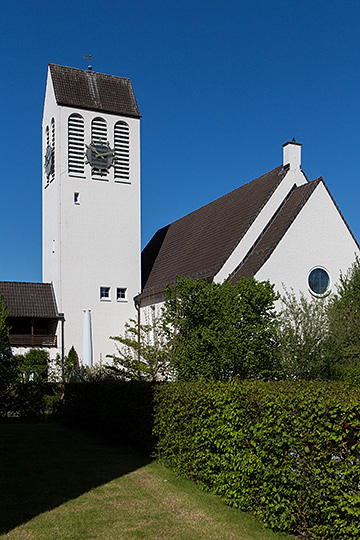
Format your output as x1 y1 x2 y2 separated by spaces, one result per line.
0 420 296 540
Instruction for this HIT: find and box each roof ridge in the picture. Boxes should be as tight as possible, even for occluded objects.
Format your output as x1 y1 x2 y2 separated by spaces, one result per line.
49 63 131 81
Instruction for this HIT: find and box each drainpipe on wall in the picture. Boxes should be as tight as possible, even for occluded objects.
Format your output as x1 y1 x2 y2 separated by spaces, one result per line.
58 313 65 361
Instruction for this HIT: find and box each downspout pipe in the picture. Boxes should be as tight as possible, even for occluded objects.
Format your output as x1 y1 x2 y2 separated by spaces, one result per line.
134 297 141 362
58 313 65 361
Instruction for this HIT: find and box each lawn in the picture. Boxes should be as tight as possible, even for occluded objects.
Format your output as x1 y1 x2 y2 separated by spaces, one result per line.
0 420 296 540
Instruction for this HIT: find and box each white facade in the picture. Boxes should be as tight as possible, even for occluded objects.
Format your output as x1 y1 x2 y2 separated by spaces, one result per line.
42 68 141 364
255 181 360 300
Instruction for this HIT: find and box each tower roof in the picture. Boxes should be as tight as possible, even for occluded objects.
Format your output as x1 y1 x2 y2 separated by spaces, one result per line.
49 64 141 118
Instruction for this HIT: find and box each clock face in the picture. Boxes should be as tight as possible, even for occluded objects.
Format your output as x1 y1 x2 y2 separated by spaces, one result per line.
86 141 115 173
44 145 54 178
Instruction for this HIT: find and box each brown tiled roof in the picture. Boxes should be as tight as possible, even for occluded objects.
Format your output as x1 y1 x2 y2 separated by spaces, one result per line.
49 64 141 118
138 164 290 301
231 179 322 280
0 282 60 319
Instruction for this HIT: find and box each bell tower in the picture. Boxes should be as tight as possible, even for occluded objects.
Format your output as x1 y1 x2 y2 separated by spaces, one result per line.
42 63 141 364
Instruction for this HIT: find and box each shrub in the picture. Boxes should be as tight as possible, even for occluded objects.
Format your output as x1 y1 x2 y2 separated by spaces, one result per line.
154 381 360 539
163 275 278 380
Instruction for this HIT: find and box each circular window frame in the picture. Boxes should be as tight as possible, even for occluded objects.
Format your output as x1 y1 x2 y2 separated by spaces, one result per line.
307 266 332 298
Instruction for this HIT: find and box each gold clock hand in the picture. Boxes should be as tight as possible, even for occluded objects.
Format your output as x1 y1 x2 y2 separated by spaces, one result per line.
98 150 115 157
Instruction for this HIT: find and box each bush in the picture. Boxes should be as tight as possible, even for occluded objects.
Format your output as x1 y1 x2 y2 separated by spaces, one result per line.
276 289 332 380
163 275 278 380
154 381 360 539
327 257 360 381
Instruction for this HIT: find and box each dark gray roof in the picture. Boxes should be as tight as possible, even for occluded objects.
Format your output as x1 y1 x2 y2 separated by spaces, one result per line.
49 64 141 118
0 282 60 319
139 164 290 301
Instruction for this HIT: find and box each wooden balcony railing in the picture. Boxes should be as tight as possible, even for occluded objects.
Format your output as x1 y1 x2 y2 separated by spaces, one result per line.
10 335 57 347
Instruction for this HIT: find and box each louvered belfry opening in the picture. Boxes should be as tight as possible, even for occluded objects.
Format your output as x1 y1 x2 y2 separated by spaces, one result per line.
50 118 55 182
68 113 85 176
114 121 130 181
45 125 50 187
91 117 108 177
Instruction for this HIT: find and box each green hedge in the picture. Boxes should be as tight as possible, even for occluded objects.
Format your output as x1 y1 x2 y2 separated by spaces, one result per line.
153 381 360 539
64 381 155 452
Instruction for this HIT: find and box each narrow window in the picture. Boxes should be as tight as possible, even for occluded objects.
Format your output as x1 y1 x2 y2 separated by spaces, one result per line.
100 286 110 300
74 192 80 204
114 121 130 181
116 287 127 301
68 113 85 176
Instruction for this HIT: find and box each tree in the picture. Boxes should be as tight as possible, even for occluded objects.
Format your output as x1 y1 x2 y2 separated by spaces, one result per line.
14 348 49 383
327 257 360 380
52 345 83 384
107 317 173 381
162 275 278 381
0 294 18 415
0 294 10 356
276 288 332 380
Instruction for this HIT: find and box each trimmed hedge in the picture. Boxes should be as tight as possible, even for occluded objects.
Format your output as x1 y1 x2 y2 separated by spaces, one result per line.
64 381 155 452
153 381 360 539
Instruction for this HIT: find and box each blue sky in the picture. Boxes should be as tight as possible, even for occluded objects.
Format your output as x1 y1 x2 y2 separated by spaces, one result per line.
1 0 360 282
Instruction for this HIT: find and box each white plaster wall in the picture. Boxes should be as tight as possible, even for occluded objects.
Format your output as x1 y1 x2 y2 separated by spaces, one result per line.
42 69 141 364
254 182 360 300
214 167 308 283
140 302 164 324
12 346 59 362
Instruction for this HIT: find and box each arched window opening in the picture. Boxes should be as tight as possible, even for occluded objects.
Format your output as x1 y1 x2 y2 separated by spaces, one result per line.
68 113 85 176
50 118 55 183
45 126 50 187
114 121 130 181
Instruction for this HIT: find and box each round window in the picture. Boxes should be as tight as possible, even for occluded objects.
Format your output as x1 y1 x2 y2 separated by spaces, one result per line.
308 267 331 297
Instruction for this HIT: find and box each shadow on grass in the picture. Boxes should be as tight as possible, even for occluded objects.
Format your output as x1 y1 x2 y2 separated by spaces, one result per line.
0 419 151 534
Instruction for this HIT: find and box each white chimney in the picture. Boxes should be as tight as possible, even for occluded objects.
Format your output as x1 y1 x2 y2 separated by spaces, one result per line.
282 139 302 171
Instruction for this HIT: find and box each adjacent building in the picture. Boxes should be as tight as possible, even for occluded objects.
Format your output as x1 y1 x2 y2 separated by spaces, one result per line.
0 282 62 355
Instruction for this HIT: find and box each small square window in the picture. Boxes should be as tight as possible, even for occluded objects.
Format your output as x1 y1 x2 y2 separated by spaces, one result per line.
117 287 127 301
100 286 110 300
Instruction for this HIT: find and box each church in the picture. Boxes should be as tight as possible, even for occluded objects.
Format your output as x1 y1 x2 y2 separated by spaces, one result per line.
1 63 359 365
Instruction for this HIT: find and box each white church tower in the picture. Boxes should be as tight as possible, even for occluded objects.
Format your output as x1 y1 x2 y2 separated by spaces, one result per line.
42 63 141 365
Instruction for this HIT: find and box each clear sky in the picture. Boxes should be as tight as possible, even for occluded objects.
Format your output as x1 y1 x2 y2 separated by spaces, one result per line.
1 0 360 283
